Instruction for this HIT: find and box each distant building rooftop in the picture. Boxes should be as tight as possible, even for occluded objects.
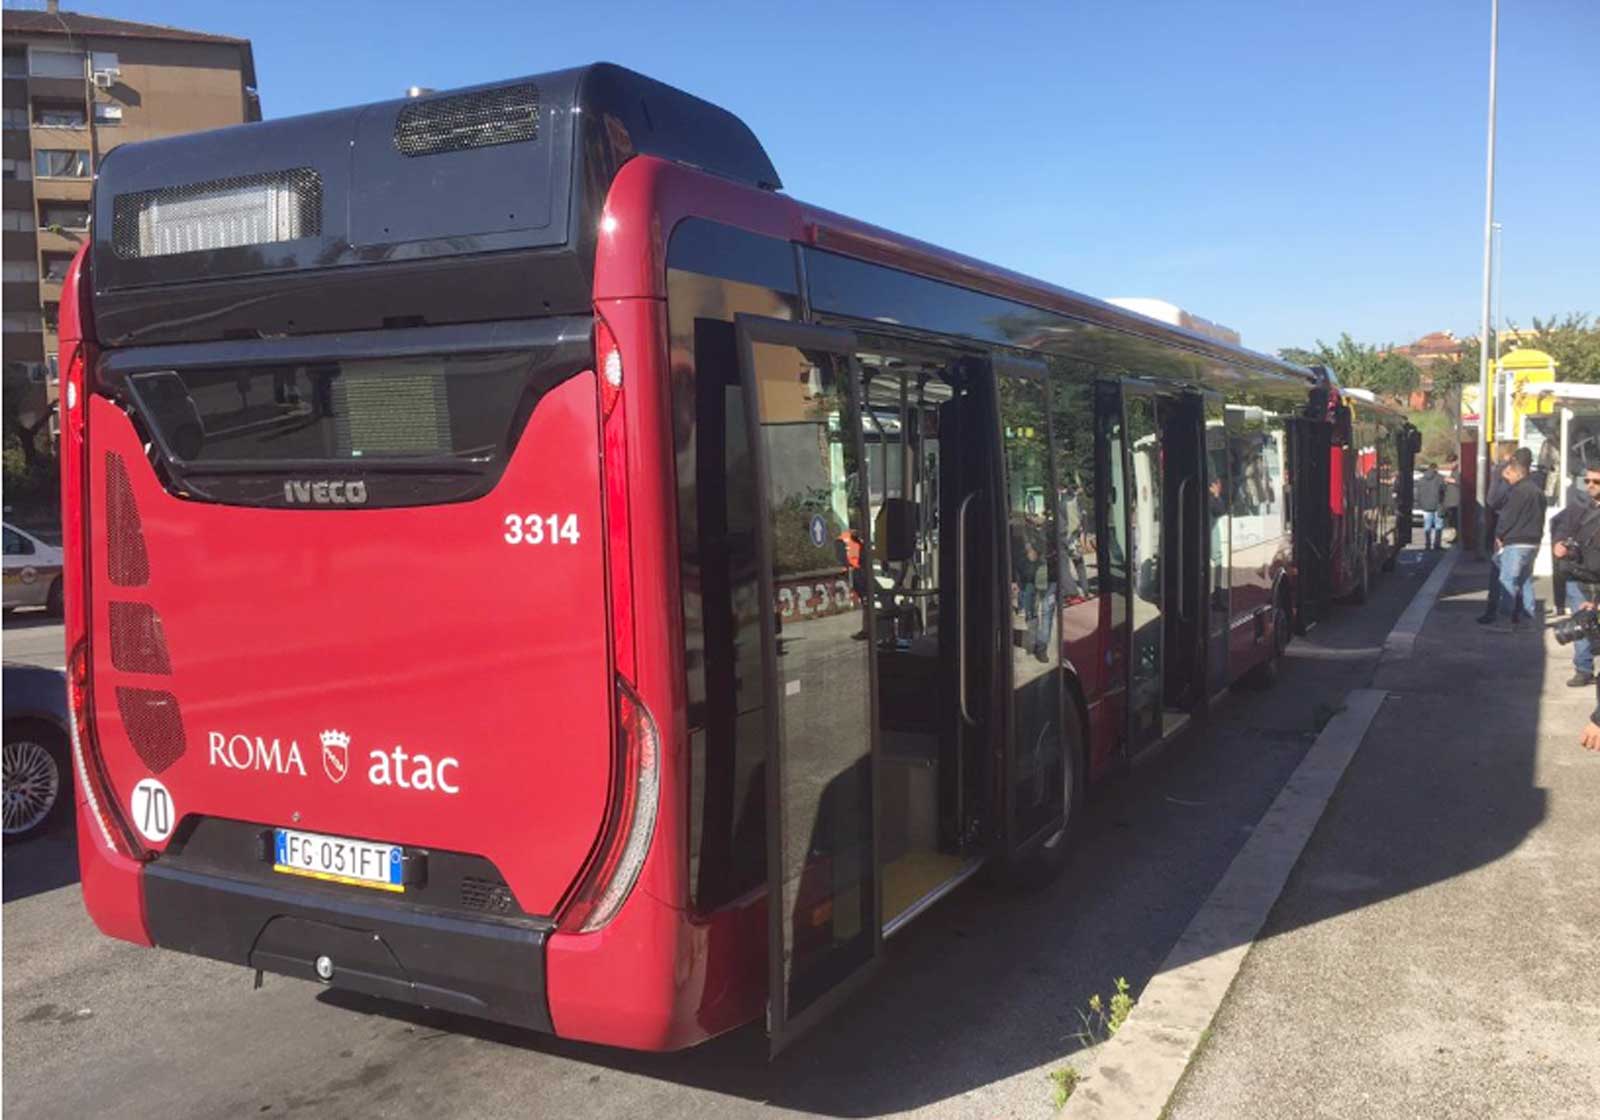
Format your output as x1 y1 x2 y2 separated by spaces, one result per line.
2 6 257 90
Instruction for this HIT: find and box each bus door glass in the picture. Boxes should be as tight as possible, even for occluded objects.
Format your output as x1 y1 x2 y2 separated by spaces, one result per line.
1204 392 1232 697
732 316 881 1056
1122 381 1207 752
852 343 1005 932
996 356 1065 851
1122 384 1165 749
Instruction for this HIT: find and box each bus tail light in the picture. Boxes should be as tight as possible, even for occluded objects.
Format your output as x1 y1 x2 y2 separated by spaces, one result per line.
595 312 635 681
59 247 142 860
67 641 144 859
561 676 661 933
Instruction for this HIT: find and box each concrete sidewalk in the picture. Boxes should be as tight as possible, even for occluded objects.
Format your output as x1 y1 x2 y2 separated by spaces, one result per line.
1167 555 1600 1119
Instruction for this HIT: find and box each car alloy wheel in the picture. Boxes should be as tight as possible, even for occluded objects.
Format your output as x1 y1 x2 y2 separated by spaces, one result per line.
3 738 61 838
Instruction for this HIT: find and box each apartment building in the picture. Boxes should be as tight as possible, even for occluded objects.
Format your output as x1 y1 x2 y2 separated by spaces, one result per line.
3 4 259 443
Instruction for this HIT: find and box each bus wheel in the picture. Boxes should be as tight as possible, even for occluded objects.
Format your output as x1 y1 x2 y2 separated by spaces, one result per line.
999 703 1086 889
1244 595 1291 690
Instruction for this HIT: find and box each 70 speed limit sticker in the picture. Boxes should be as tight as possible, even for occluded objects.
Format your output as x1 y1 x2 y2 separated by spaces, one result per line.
129 778 175 843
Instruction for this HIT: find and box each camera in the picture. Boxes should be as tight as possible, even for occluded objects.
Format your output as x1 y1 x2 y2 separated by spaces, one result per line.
1553 605 1600 646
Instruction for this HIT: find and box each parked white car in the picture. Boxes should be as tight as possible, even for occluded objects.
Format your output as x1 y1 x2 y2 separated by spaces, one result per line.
2 523 63 615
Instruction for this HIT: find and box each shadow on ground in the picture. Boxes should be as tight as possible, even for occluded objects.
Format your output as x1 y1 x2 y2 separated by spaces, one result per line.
262 547 1522 1118
3 829 79 903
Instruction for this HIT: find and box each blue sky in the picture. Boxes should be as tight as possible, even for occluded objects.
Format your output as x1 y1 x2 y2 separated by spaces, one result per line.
46 0 1600 355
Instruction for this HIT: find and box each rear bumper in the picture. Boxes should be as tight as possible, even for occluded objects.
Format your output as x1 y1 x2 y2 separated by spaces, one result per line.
143 863 553 1033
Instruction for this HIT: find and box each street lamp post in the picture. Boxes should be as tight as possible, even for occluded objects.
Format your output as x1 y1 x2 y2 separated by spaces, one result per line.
1475 0 1500 558
1493 221 1504 367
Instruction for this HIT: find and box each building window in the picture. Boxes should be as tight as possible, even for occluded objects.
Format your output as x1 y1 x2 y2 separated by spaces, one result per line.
41 253 73 282
2 108 27 131
1 157 30 181
28 48 85 80
2 50 25 78
39 202 90 230
2 261 40 283
33 101 87 129
35 149 91 179
42 301 60 332
93 103 123 125
3 209 33 232
2 311 44 333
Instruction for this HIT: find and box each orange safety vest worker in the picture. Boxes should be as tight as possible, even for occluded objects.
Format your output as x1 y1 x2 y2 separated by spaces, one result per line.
836 529 862 569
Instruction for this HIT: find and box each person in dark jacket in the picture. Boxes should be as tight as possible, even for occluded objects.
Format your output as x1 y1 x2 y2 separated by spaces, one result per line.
1554 469 1600 684
1550 475 1595 617
1415 462 1447 550
1482 444 1518 612
1478 454 1545 629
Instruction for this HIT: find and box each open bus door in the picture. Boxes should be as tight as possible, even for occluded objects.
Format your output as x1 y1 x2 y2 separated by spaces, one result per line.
733 315 884 1056
1396 424 1422 546
1289 417 1333 630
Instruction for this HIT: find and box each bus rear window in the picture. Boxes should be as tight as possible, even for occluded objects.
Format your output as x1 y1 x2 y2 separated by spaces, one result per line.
128 351 535 466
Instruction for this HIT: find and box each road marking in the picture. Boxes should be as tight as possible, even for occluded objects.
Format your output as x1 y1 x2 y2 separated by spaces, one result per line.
1062 551 1452 1118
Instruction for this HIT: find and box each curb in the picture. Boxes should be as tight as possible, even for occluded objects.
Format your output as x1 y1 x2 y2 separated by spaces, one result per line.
1383 546 1461 660
1061 551 1459 1118
1058 690 1387 1119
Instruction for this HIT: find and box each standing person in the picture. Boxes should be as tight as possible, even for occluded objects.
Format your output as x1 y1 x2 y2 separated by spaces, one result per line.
1550 473 1592 618
1481 443 1516 616
1478 452 1545 630
1552 469 1600 684
1415 461 1447 550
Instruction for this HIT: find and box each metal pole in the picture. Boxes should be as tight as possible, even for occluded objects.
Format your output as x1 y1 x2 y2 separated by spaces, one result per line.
1493 222 1503 365
1475 0 1499 556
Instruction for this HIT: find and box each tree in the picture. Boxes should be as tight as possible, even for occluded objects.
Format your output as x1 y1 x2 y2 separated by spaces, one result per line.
2 368 56 474
1275 333 1420 399
1428 313 1600 404
1509 313 1600 382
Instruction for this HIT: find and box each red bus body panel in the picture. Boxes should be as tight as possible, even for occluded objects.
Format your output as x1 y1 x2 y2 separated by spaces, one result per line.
80 376 611 920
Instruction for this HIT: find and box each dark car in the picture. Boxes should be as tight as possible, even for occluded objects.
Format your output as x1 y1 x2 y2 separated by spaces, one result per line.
3 663 72 842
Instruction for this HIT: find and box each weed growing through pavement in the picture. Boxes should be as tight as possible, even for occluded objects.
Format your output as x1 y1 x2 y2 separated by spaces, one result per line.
1049 1066 1080 1108
1074 976 1134 1047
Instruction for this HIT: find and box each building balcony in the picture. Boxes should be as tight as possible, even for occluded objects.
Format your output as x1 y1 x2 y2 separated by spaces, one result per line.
29 125 92 149
38 277 63 304
27 76 87 102
35 227 87 255
31 177 91 202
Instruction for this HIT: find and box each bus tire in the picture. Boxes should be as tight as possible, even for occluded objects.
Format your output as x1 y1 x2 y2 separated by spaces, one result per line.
996 700 1087 889
1243 593 1291 690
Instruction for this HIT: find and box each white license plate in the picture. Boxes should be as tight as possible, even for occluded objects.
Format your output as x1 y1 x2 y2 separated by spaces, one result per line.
273 828 403 892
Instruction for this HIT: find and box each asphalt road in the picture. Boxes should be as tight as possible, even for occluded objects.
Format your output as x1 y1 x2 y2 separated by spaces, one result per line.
2 548 1440 1120
2 613 65 670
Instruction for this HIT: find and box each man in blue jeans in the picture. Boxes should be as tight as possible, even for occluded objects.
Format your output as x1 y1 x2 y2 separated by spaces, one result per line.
1479 454 1545 630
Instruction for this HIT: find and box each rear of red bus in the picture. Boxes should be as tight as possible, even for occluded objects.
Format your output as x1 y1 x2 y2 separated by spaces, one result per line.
63 65 780 1050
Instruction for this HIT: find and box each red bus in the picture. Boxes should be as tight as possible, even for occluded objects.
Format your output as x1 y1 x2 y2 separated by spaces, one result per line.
65 65 1352 1053
1290 374 1418 626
